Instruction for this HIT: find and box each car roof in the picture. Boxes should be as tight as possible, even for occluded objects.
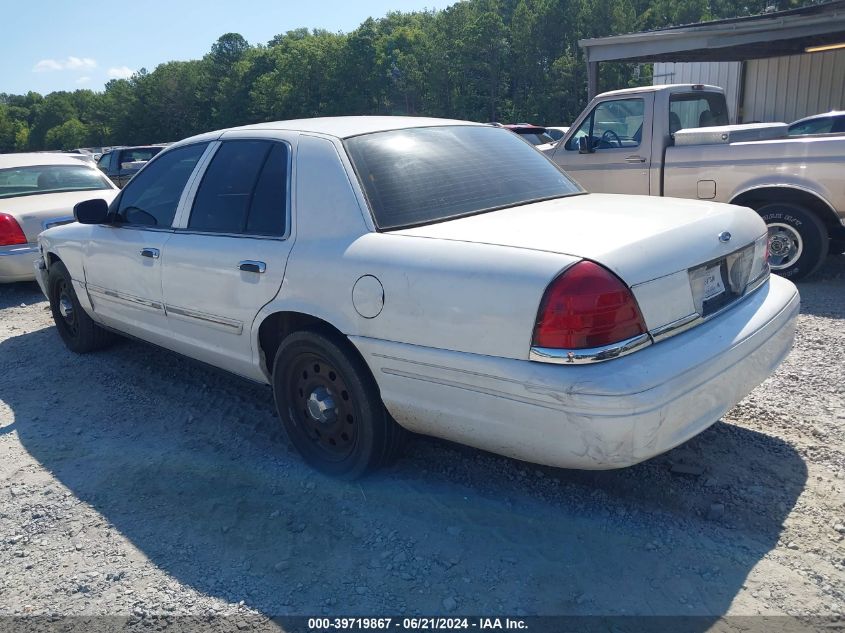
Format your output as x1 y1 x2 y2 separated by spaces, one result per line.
177 116 486 146
0 152 99 168
789 111 845 126
595 83 724 98
503 124 546 132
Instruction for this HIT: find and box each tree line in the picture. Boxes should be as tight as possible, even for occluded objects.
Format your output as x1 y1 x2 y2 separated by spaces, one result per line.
0 0 820 152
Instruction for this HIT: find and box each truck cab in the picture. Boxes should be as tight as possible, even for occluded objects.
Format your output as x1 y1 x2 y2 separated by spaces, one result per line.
550 84 728 195
547 84 844 279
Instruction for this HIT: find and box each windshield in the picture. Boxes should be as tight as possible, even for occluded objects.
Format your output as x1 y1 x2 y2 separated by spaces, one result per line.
515 131 555 145
0 164 112 200
122 147 163 163
788 116 845 136
345 125 581 230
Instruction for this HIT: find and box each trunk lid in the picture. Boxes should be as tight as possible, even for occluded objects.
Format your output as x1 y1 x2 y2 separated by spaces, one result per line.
2 190 118 242
392 193 765 286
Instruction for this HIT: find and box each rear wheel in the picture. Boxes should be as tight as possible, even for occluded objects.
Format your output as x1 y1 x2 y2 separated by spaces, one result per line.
758 203 828 280
48 261 115 353
271 330 405 479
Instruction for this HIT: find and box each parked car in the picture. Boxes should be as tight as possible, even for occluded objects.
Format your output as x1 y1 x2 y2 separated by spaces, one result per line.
788 111 845 136
97 145 166 188
65 150 96 164
35 118 798 479
545 84 845 278
545 126 570 141
0 153 118 283
502 124 556 146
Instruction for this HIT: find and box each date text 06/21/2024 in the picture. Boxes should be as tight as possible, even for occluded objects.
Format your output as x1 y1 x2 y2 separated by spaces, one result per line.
307 617 528 630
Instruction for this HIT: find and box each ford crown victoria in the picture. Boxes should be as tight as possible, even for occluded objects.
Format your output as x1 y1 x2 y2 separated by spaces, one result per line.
35 117 799 478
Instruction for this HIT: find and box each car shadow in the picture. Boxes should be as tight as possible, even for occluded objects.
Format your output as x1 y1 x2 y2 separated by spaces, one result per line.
0 280 43 310
0 319 807 628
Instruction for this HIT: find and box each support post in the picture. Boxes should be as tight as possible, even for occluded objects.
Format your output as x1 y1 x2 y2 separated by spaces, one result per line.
587 60 599 101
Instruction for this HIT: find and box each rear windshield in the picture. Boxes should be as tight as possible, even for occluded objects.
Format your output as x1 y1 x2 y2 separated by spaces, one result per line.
669 92 729 132
0 164 112 200
345 125 581 230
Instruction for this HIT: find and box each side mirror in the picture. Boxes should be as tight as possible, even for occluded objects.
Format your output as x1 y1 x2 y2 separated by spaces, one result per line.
578 136 594 154
74 199 110 225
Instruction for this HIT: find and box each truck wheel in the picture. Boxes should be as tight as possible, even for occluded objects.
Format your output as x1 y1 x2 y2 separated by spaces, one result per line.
48 261 115 353
758 203 828 280
830 239 845 255
271 330 405 479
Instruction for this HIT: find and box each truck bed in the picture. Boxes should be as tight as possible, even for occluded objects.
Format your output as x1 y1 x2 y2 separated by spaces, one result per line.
663 134 845 205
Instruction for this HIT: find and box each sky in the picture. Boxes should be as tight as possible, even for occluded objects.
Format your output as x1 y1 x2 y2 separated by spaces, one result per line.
1 0 455 96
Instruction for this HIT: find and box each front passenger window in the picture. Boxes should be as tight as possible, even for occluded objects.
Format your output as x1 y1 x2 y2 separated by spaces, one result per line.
115 143 208 227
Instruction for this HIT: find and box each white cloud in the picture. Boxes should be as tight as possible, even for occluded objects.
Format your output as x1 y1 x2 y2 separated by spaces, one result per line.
107 66 135 79
33 56 97 72
75 76 91 85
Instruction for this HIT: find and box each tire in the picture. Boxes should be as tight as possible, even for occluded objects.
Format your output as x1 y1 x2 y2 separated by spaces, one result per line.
830 239 845 255
271 329 405 479
48 261 115 353
758 203 828 280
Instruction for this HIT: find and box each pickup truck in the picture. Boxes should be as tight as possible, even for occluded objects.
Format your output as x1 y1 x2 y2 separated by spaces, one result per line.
545 84 845 279
96 145 165 188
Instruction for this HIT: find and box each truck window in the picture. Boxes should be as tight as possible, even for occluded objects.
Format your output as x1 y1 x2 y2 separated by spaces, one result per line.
565 98 644 151
669 93 728 133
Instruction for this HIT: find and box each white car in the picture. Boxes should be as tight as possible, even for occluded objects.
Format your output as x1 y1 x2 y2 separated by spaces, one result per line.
545 126 570 141
0 153 118 283
34 118 799 479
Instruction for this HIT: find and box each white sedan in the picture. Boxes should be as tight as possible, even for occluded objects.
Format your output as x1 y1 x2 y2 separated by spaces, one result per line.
34 117 799 479
0 153 118 283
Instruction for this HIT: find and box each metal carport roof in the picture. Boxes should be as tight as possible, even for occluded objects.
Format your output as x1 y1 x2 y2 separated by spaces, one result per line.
580 1 845 97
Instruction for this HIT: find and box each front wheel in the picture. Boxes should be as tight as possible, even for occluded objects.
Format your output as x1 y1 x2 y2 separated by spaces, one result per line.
48 261 115 353
271 330 405 479
758 203 828 280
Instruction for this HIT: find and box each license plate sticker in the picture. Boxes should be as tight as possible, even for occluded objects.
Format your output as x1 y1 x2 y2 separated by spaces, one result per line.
701 264 726 301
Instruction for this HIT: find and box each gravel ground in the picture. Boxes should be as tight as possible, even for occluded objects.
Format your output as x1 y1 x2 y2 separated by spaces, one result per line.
0 255 843 630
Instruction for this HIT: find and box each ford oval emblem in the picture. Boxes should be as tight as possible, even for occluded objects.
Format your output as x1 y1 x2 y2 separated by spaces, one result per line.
718 231 732 243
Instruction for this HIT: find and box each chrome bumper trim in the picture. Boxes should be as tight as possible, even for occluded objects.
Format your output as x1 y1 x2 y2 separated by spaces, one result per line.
0 244 38 256
530 333 652 365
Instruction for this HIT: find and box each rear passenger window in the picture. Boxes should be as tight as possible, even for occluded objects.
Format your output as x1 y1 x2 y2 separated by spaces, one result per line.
189 140 288 236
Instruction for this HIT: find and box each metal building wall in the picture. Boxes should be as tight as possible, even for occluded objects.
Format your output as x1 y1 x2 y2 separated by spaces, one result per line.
653 61 742 122
742 50 845 123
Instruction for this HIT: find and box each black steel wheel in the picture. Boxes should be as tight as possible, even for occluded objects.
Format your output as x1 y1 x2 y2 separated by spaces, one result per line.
48 261 115 353
272 329 405 479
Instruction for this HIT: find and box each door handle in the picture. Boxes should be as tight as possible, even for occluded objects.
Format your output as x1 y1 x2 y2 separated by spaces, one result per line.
625 155 647 163
238 260 266 274
140 248 160 259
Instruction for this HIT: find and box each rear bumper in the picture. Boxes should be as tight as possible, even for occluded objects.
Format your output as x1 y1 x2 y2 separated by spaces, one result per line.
352 275 800 469
0 244 39 283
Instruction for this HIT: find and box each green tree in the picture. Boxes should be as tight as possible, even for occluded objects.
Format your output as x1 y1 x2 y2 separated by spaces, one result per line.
44 118 87 150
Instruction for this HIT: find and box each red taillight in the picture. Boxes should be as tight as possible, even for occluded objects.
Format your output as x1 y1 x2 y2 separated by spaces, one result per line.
0 213 27 247
532 261 647 349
